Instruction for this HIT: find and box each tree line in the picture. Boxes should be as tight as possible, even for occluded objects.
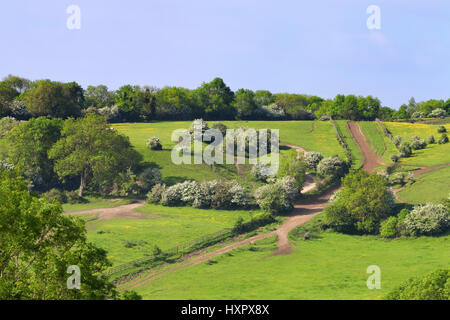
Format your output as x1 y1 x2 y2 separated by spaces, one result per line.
0 74 449 122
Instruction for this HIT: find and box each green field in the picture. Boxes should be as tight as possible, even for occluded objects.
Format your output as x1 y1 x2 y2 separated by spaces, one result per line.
62 196 133 211
134 230 450 299
85 204 259 266
112 121 346 185
383 122 450 166
334 120 363 170
359 121 398 165
397 166 450 204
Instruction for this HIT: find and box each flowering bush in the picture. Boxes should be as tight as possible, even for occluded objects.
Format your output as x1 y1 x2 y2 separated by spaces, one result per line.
251 162 272 181
404 204 449 236
254 183 293 215
147 183 166 204
438 133 448 144
410 136 427 150
157 179 251 209
304 151 323 170
189 119 209 141
274 176 299 201
317 156 347 179
429 108 447 118
0 116 19 138
437 125 447 133
146 136 162 150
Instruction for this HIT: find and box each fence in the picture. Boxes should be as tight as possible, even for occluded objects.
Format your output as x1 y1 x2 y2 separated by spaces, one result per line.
376 118 395 144
329 117 353 167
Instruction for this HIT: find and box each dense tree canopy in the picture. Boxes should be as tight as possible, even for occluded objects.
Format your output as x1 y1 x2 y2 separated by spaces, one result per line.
23 80 84 118
49 113 142 196
0 75 448 121
0 169 117 299
6 117 63 190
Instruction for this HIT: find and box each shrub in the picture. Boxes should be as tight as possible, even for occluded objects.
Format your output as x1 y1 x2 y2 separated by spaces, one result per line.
98 105 119 121
385 268 450 300
393 136 402 147
43 188 68 204
275 176 299 201
411 111 427 119
427 135 435 144
211 122 227 137
437 125 447 133
0 116 19 138
380 216 398 238
429 108 447 118
189 119 209 140
438 133 448 144
317 156 347 180
251 162 272 182
9 100 30 119
147 183 166 204
390 154 399 163
254 183 293 215
146 136 162 150
159 180 251 209
278 150 306 189
65 190 86 204
404 203 449 236
398 142 412 158
304 151 324 170
136 167 162 193
410 136 427 150
323 171 395 234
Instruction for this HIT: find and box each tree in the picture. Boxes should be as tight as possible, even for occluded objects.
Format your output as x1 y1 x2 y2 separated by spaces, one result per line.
114 85 141 121
84 85 115 109
234 89 257 119
193 78 236 120
1 75 31 94
0 169 117 300
324 171 395 234
49 114 142 196
23 80 83 118
6 117 63 190
0 84 19 117
278 149 306 190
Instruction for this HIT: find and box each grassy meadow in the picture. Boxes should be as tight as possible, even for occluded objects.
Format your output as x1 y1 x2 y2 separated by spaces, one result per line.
84 204 259 266
112 121 346 185
397 166 450 204
334 120 363 169
133 230 450 300
383 122 450 166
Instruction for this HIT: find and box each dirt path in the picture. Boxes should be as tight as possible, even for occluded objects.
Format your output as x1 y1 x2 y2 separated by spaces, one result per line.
348 121 382 172
65 200 156 221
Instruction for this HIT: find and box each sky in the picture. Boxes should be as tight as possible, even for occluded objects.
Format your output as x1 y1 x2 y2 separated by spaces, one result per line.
0 0 449 109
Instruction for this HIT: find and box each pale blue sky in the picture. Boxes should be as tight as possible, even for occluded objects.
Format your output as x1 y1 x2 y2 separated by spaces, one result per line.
1 0 449 108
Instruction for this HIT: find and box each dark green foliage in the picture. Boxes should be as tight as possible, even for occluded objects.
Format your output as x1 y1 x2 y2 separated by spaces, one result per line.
385 268 449 300
23 80 83 118
324 171 395 234
6 117 63 190
0 169 118 300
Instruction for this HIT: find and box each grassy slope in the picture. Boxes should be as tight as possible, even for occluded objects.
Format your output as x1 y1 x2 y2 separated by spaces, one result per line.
62 197 133 211
134 232 450 300
112 121 346 185
334 120 363 170
383 122 450 166
359 121 398 165
397 166 450 204
85 204 259 266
